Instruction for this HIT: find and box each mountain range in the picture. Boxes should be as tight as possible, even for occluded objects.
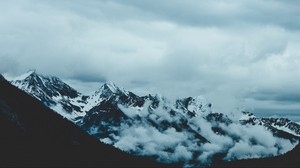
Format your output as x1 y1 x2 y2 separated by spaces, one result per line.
0 73 164 167
3 70 300 167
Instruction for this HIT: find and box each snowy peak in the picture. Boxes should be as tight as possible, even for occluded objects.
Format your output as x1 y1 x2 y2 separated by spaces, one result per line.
187 96 212 113
103 82 119 93
10 70 86 120
94 82 129 98
240 111 257 120
261 117 300 137
11 70 38 88
11 70 41 92
175 96 212 117
99 82 119 96
7 70 300 167
11 70 80 99
239 111 300 137
13 69 36 81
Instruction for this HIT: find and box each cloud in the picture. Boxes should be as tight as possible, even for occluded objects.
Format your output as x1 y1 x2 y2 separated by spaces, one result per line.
1 0 300 118
114 0 300 29
71 73 106 83
249 91 300 103
95 101 297 166
0 56 19 74
113 123 191 162
1 0 299 165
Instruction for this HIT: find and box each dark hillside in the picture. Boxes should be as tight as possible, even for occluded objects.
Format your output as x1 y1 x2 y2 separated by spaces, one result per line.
0 74 164 167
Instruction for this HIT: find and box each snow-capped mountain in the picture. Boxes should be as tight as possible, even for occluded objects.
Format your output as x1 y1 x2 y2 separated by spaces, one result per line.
80 91 300 166
10 70 87 120
240 111 300 137
0 75 162 167
175 96 212 117
7 71 300 167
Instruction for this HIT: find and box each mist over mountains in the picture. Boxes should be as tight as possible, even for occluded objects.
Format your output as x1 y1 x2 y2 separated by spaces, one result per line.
1 1 300 167
3 70 300 167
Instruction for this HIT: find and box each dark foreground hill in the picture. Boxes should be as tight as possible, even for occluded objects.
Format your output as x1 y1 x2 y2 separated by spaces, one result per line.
0 75 165 167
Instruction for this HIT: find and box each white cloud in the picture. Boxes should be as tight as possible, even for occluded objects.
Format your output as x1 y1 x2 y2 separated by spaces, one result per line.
98 101 297 166
1 0 300 119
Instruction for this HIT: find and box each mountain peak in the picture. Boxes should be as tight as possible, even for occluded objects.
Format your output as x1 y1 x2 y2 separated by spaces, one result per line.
10 70 82 119
27 69 36 74
95 81 129 96
103 81 118 93
13 69 37 81
181 95 212 113
7 70 300 167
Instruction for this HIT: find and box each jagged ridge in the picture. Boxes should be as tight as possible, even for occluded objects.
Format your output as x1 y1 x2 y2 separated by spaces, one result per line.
5 71 300 167
0 73 164 167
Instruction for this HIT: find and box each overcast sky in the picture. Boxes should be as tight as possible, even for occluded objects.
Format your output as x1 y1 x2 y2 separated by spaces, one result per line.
1 0 300 119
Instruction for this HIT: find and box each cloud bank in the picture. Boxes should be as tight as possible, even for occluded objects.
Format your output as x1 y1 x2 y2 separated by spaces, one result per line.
95 101 297 166
1 0 300 118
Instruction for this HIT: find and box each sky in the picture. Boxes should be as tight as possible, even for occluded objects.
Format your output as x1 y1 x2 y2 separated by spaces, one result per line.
0 0 300 120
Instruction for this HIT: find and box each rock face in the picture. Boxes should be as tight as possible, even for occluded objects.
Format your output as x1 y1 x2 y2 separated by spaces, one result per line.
11 70 87 120
8 71 300 167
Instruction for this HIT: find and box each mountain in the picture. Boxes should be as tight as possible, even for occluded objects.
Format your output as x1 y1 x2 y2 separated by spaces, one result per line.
78 85 300 166
7 71 300 167
10 70 88 120
261 117 300 136
240 111 300 137
0 74 164 167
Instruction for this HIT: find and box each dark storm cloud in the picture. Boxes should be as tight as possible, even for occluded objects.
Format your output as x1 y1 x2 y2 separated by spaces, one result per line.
71 73 107 83
1 0 300 115
253 109 300 117
252 109 300 122
115 0 300 30
130 80 150 86
249 90 300 103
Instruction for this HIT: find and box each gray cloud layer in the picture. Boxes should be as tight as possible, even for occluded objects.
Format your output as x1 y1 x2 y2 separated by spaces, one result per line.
1 0 300 118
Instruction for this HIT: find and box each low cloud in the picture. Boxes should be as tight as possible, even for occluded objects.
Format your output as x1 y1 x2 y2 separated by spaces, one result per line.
98 101 297 166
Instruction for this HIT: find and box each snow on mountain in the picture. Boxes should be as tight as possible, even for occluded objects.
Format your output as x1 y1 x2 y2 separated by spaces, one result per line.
175 96 212 118
186 96 212 114
10 70 87 120
239 111 300 137
13 69 36 81
261 118 300 137
8 70 300 167
79 86 299 166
